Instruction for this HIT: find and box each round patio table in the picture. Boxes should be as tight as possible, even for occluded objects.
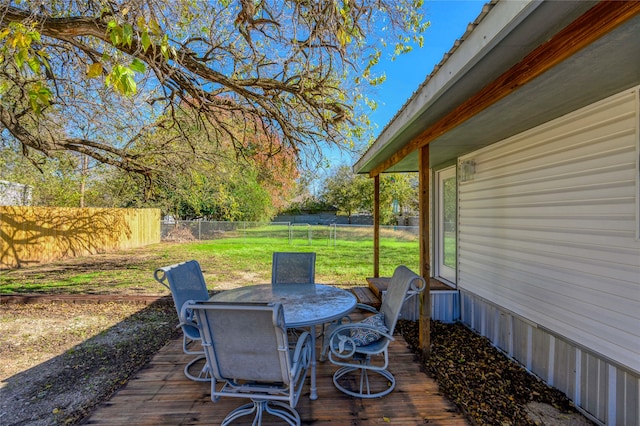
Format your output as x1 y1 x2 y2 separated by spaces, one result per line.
210 283 356 400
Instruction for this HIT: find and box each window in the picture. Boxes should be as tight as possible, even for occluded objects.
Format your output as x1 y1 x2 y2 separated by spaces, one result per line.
436 167 457 284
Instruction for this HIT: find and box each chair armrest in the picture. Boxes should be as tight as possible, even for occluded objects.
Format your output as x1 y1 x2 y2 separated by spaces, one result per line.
291 331 311 362
328 322 395 358
179 300 200 328
327 304 377 329
409 276 427 293
355 303 379 313
290 331 312 379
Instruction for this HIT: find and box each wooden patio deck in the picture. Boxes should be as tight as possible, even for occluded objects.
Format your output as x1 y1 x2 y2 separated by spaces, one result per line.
86 321 468 425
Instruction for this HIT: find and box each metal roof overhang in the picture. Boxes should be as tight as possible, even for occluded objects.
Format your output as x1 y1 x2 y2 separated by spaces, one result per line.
354 0 640 174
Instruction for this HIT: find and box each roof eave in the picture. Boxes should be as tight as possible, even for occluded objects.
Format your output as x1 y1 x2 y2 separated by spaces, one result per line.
353 0 600 175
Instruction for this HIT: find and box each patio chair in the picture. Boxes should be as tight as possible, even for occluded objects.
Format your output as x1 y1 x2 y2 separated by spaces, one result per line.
272 251 319 341
154 260 211 382
325 265 426 398
187 301 312 426
271 252 316 285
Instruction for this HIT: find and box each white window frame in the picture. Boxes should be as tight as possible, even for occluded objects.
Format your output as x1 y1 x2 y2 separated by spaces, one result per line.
435 166 457 284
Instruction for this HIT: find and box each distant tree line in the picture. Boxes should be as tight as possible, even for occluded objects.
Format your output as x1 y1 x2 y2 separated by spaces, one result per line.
1 149 417 225
281 165 418 225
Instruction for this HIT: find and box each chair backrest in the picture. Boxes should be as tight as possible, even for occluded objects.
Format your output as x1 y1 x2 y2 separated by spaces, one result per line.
271 252 316 285
380 265 426 334
192 302 291 384
154 260 210 337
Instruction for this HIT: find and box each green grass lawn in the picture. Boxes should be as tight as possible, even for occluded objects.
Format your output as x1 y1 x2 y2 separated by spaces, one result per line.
0 231 420 295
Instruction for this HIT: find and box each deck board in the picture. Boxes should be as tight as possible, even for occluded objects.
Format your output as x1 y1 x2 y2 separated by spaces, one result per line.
86 317 468 425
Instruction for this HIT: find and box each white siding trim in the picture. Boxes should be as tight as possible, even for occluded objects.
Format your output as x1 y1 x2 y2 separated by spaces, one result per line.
635 89 640 240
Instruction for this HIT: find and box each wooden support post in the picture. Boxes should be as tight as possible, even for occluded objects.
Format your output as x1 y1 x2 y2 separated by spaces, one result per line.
373 174 380 278
418 146 431 358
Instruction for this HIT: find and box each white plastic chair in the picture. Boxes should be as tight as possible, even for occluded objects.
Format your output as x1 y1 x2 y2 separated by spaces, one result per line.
325 265 426 398
188 301 312 426
154 260 211 382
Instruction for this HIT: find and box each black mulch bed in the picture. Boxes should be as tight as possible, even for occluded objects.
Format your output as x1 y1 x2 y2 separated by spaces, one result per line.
397 320 592 426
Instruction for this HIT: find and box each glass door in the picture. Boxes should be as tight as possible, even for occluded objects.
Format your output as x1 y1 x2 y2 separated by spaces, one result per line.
436 167 457 284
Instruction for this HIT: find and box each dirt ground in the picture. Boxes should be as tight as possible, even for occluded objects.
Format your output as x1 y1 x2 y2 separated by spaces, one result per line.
0 300 179 426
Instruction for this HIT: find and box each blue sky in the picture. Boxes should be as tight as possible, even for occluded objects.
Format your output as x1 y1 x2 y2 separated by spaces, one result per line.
324 0 487 168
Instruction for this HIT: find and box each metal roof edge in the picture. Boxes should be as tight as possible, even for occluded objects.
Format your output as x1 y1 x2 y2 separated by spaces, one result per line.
353 0 545 174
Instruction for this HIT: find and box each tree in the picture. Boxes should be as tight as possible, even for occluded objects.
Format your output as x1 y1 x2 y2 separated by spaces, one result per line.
320 165 372 223
87 117 298 220
0 144 106 206
381 172 418 222
1 1 428 187
320 165 418 224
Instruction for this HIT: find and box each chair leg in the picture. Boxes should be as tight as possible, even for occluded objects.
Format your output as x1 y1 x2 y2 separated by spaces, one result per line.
333 366 396 398
222 400 300 426
221 402 257 426
183 335 204 355
263 401 300 425
184 355 211 382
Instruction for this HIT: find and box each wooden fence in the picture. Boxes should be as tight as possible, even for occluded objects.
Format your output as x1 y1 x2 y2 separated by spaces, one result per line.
0 206 160 269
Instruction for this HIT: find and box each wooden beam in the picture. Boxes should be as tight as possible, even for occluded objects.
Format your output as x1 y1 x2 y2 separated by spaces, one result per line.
371 1 640 176
418 146 431 357
373 175 380 278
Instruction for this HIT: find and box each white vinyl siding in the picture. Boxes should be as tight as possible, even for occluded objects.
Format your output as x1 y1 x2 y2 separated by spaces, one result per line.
457 88 640 373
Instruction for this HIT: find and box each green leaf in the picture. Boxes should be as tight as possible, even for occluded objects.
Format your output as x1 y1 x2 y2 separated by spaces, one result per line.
123 24 133 48
37 50 52 73
109 29 120 46
141 30 151 52
130 58 146 74
14 49 27 69
124 74 136 94
107 20 123 46
36 86 51 103
27 56 40 74
160 35 172 60
28 30 41 43
27 83 52 114
107 64 137 96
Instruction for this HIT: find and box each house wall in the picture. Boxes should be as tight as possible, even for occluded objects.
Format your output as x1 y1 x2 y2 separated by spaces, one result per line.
0 180 32 206
456 87 640 425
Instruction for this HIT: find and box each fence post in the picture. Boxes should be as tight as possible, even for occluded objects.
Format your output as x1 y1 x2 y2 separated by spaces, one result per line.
333 224 337 247
328 224 336 247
